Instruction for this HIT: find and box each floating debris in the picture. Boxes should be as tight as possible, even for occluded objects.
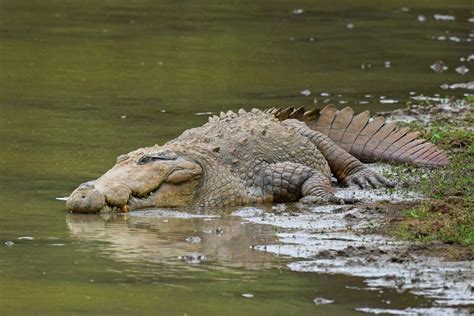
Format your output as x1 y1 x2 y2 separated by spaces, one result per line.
400 7 410 12
417 15 426 22
185 236 202 244
300 89 312 96
242 293 254 298
449 36 461 43
440 82 474 90
18 236 34 240
51 243 65 247
361 63 372 70
436 36 446 41
467 54 474 61
384 61 391 68
292 8 304 15
215 227 223 235
455 65 469 75
433 14 455 21
4 241 14 247
468 17 474 23
309 37 315 42
314 297 334 305
356 307 472 315
346 23 354 29
55 197 69 201
380 99 399 104
160 109 166 113
430 61 448 73
120 115 127 119
179 252 206 264
320 92 330 97
195 112 213 116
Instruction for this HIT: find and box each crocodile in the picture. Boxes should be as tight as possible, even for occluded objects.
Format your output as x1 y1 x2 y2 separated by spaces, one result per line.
66 105 449 213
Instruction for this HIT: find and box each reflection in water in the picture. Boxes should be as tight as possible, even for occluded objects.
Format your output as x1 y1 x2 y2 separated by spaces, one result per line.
66 208 280 271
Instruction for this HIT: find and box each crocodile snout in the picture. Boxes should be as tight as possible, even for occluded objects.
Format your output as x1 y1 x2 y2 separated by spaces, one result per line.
67 182 106 213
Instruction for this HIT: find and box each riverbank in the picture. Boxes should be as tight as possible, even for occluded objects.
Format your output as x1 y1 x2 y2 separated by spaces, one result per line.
242 97 473 312
377 97 473 259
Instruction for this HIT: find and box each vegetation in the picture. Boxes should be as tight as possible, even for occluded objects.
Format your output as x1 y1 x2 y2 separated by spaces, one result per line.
385 100 473 250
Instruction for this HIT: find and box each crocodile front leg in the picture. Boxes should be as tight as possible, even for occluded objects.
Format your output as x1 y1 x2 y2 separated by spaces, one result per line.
284 120 394 189
259 162 345 204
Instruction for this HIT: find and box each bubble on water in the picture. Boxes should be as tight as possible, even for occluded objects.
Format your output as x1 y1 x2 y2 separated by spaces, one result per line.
339 100 348 104
460 57 466 62
436 36 446 41
418 15 426 22
380 99 399 104
410 91 416 95
384 61 391 68
242 293 254 298
358 100 369 104
468 54 474 61
430 61 448 73
314 297 334 305
300 89 312 96
468 17 474 23
449 36 461 42
120 115 126 119
185 236 201 244
455 65 469 75
346 23 354 29
365 94 372 98
361 63 372 70
292 8 304 15
195 112 213 116
309 37 315 42
18 236 34 240
434 14 455 21
320 92 330 97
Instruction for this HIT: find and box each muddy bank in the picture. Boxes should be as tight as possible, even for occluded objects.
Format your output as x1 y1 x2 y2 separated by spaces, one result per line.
243 99 473 314
236 189 473 314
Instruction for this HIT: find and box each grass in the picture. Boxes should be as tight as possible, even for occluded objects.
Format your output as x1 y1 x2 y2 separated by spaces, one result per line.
385 100 473 249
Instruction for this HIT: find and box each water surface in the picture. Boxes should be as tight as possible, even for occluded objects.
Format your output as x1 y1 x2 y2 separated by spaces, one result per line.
0 0 472 314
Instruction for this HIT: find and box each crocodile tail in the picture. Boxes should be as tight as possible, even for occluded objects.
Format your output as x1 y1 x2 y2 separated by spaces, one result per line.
266 105 449 168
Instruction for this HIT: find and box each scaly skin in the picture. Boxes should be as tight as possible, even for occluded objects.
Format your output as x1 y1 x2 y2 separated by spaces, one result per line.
67 108 391 213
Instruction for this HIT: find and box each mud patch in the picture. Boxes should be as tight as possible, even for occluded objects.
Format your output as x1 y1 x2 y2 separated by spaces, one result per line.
235 175 474 312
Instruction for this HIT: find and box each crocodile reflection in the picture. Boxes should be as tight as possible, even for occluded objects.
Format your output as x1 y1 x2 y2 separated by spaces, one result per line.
66 208 282 269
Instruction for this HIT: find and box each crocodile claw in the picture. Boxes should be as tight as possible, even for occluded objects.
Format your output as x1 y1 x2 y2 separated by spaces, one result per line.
343 168 395 189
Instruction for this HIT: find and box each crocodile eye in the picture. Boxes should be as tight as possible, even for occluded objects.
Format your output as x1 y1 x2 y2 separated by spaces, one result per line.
137 155 152 165
137 151 177 165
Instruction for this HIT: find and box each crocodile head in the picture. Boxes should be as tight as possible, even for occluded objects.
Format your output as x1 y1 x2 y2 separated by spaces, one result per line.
66 146 202 213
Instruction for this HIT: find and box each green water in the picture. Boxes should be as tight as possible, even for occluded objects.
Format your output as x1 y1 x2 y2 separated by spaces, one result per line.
0 0 472 314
